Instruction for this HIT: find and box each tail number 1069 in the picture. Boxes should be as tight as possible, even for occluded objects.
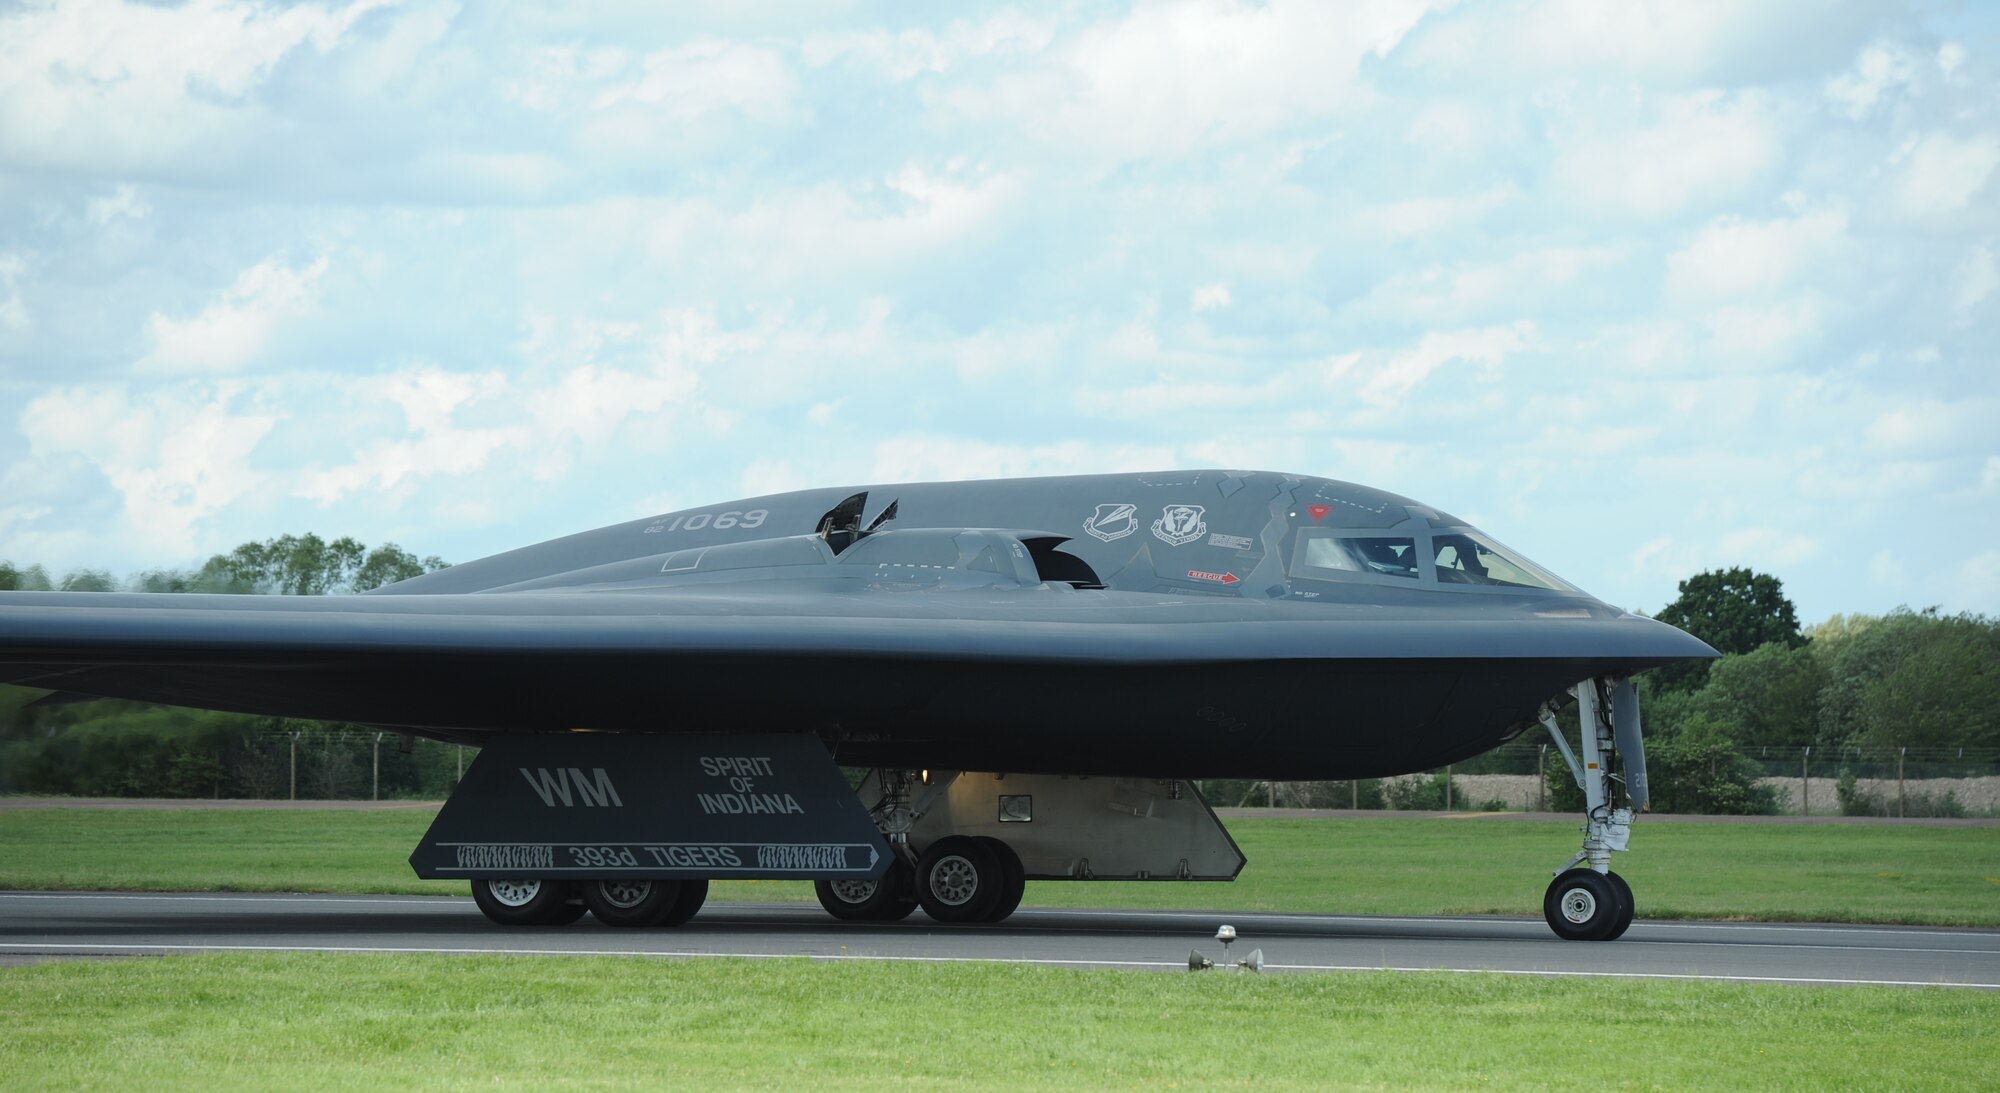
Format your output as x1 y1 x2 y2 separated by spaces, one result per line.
645 509 769 535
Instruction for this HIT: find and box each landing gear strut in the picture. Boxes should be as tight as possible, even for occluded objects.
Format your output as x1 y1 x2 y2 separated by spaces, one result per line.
1540 676 1647 941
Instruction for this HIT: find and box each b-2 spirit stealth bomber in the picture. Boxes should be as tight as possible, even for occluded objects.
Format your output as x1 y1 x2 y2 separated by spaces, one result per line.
0 470 1713 940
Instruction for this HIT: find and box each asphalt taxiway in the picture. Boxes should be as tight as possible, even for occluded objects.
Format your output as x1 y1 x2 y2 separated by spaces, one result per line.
2 891 1995 988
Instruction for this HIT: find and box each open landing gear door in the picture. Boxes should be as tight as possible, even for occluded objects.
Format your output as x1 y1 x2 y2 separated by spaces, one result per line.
410 733 890 882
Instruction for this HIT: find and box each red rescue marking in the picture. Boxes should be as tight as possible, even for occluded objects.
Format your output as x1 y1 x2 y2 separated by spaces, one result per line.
1188 570 1240 584
1307 504 1331 521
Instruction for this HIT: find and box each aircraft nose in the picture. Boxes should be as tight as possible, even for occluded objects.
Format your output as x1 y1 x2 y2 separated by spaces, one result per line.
1619 611 1720 665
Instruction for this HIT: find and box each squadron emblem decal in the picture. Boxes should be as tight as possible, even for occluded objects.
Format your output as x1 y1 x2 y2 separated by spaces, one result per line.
1151 504 1208 547
1083 503 1138 542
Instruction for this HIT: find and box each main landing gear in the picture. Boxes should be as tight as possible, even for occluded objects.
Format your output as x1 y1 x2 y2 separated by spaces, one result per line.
470 878 710 928
817 771 1030 924
809 836 1027 923
1539 676 1649 942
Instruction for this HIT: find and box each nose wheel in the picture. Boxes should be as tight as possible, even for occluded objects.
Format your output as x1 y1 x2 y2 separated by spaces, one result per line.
1543 868 1634 941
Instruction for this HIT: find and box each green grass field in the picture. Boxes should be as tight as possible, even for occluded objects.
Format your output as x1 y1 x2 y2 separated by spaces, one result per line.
4 953 1996 1091
3 808 1998 925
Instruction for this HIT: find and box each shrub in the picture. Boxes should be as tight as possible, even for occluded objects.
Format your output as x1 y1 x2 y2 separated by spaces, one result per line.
1835 768 1970 818
1542 717 1776 815
1382 771 1466 811
1646 718 1779 815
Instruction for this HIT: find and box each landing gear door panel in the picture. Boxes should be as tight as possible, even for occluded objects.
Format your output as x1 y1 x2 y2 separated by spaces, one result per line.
410 733 890 881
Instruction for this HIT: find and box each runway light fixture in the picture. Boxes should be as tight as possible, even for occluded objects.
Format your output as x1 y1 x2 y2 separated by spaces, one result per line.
1208 920 1240 960
1187 924 1264 973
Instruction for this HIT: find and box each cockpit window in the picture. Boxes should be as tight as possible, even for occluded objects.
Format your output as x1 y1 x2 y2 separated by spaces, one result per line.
1291 533 1420 581
660 536 826 574
837 530 962 569
1431 530 1571 590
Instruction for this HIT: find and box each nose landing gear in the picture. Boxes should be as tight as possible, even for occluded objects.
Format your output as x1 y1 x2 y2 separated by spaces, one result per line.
1540 677 1646 942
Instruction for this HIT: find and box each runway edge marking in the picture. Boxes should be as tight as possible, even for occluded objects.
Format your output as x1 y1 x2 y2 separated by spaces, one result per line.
2 942 1994 989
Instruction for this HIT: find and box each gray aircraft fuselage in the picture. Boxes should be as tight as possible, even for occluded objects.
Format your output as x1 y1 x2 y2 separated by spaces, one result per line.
0 470 1713 779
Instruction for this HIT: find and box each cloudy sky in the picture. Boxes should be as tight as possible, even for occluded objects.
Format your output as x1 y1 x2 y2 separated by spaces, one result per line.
1 0 1995 622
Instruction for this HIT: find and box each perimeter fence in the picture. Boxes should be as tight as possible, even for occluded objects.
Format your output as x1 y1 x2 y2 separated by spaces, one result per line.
1202 740 2000 817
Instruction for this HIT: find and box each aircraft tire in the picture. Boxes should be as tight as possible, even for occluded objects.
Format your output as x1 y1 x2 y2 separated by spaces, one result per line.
470 879 576 926
974 837 1026 923
552 897 590 925
1602 871 1635 941
815 861 917 921
583 879 683 927
1542 868 1620 941
915 836 1003 923
660 878 709 927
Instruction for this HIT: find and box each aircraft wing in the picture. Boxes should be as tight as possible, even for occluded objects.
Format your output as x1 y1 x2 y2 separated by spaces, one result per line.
0 583 1705 762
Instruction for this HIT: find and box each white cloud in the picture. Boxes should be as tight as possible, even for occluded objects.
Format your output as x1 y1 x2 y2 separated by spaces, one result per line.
1554 91 1780 217
377 368 507 435
1892 132 2000 218
591 40 797 122
19 384 278 555
948 0 1445 160
1862 399 2000 457
0 0 391 171
867 436 1176 484
1190 283 1232 313
1357 322 1536 408
0 252 28 332
1948 550 2000 611
85 184 151 227
1630 536 1696 581
1343 246 1624 325
1717 527 1819 567
803 12 1056 80
503 46 630 113
1407 0 1849 86
1698 299 1822 367
642 166 1027 284
738 459 811 498
1867 549 1908 592
1937 41 1966 81
1665 209 1848 304
294 368 520 504
142 255 329 374
1951 245 1997 320
1363 186 1515 239
1825 42 1919 120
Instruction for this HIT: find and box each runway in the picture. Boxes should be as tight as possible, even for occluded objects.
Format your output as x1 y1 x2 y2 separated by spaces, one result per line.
3 891 1996 988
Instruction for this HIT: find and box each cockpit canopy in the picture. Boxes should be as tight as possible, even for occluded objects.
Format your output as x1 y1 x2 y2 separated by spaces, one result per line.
1289 526 1572 591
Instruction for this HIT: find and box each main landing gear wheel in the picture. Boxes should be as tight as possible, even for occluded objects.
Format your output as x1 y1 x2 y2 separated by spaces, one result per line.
974 836 1025 923
1602 870 1635 941
661 878 708 927
470 878 577 926
815 860 918 922
1543 868 1626 942
915 836 1004 923
584 879 683 927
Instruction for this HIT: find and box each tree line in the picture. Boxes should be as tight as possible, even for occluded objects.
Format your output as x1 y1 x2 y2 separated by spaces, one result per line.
1544 568 1999 815
1 533 447 596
